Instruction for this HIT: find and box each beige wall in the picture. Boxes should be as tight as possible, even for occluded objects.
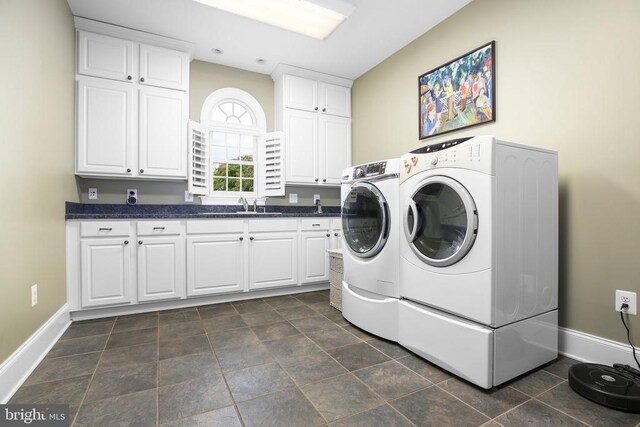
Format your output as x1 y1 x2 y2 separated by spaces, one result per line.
352 0 640 344
0 0 78 363
77 60 341 206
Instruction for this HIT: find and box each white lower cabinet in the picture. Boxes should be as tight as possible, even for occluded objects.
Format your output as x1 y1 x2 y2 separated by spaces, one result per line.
330 218 343 250
249 232 298 290
80 237 133 308
137 236 185 302
69 217 339 313
186 234 245 296
300 219 331 284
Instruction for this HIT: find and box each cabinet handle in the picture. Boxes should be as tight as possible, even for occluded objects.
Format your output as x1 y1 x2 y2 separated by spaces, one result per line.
314 107 318 111
140 77 145 82
153 227 165 231
239 237 244 241
315 178 319 182
322 108 326 112
127 75 132 80
126 168 131 173
138 240 143 245
323 179 327 183
139 169 144 174
312 223 321 227
334 233 339 236
250 236 254 241
326 233 330 237
99 227 112 231
124 240 129 245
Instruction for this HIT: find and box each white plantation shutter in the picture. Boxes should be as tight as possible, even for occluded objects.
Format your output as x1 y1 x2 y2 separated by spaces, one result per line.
188 120 209 196
259 131 285 197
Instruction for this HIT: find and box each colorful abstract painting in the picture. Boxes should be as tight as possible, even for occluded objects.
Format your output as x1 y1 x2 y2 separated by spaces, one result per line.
419 41 495 140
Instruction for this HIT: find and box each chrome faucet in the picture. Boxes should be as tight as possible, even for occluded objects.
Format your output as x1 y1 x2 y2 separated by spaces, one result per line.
253 199 258 212
238 197 249 212
315 198 323 214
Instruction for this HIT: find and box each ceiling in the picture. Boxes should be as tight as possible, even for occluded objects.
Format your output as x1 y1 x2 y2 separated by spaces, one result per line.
66 0 472 80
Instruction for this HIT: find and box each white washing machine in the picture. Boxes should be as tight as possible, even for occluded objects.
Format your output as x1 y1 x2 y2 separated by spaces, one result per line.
341 159 400 341
398 135 559 388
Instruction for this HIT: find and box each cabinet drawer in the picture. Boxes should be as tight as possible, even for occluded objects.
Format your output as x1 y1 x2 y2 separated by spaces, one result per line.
248 219 297 232
81 221 130 237
137 221 182 236
187 220 244 235
300 218 331 231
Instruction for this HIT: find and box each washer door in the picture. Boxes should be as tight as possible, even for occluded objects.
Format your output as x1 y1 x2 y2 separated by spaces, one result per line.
342 182 390 258
405 176 478 267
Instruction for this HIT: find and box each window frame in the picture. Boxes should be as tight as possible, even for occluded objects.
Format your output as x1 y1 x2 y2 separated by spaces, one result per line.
199 88 267 205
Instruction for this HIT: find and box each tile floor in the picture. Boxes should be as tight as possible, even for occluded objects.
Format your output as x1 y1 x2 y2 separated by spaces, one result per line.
10 290 640 426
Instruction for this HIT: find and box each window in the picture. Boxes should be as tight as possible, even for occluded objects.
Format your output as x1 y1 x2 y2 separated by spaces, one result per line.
211 109 256 193
197 88 268 203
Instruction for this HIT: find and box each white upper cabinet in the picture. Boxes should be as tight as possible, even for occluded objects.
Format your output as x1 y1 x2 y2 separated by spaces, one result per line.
319 115 351 185
318 82 351 117
283 75 350 117
78 31 135 82
139 44 189 91
74 18 193 181
77 76 134 176
78 31 189 92
138 87 188 178
272 65 353 187
284 75 318 113
284 109 318 184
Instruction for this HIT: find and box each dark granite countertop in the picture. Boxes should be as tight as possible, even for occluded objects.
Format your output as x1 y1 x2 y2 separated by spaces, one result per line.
65 202 341 220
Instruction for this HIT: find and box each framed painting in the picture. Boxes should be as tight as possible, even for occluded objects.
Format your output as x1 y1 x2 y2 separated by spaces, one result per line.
419 41 495 140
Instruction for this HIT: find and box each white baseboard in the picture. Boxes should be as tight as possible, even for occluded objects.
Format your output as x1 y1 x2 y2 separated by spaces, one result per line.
0 304 71 404
559 326 639 366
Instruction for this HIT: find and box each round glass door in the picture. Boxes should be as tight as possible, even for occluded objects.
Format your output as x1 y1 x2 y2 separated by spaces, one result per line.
405 176 478 267
342 182 389 258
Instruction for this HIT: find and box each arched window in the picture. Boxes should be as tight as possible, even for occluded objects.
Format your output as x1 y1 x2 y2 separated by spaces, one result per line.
199 88 267 201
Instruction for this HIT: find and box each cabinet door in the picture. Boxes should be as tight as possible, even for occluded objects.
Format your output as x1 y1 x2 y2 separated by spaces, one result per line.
284 109 318 184
284 75 317 112
138 87 188 178
319 115 351 185
319 83 351 117
331 219 343 250
137 236 185 302
80 237 133 308
139 44 190 91
187 235 245 296
77 77 134 176
300 231 330 284
249 232 297 290
78 31 135 82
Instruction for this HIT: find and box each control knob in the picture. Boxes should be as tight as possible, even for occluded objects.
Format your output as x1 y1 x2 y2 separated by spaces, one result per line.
430 157 438 166
354 167 365 178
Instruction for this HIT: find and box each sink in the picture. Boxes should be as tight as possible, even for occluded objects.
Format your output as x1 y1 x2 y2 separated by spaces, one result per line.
196 211 283 215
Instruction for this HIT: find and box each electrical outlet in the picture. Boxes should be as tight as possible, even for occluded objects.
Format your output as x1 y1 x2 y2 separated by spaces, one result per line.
31 284 38 307
185 191 194 202
314 194 321 203
289 193 298 204
88 188 97 200
615 290 637 315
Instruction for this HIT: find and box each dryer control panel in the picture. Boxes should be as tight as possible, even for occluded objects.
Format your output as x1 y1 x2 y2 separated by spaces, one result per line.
400 135 495 182
353 161 386 179
343 158 401 183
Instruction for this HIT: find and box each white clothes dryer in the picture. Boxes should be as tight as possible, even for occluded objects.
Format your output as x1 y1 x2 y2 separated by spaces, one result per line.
397 135 559 388
340 159 400 341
